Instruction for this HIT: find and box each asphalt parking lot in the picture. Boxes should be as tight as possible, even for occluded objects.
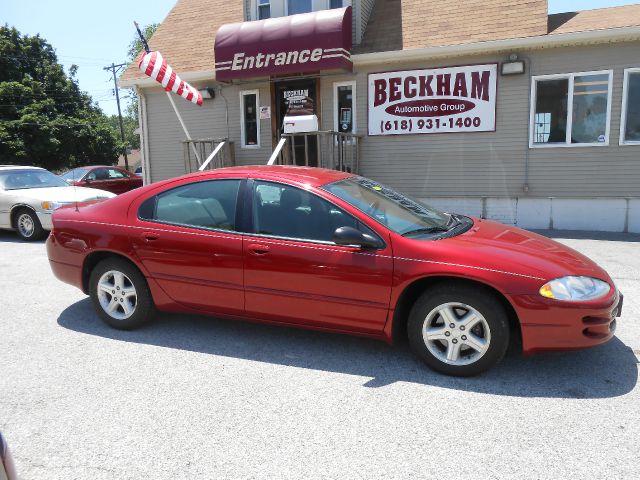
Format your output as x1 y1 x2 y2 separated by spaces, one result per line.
1 229 638 479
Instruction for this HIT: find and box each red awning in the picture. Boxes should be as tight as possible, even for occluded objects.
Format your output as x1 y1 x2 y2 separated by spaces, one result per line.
214 7 352 81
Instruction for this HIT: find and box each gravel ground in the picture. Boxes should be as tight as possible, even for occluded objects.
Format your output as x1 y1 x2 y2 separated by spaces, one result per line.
0 229 638 479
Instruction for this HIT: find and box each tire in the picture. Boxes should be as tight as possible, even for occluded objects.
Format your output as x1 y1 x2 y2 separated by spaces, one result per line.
14 208 45 241
88 258 154 330
407 284 510 377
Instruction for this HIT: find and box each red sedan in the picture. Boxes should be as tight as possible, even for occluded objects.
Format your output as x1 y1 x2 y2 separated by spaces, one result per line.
46 166 622 376
60 166 143 195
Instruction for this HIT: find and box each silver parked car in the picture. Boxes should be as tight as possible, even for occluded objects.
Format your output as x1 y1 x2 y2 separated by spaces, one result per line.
0 166 115 241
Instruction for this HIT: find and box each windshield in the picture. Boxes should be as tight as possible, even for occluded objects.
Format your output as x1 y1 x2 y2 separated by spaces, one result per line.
0 169 69 190
60 168 89 181
322 176 451 235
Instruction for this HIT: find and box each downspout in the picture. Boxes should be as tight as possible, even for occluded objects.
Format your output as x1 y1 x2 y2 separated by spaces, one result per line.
138 87 152 185
218 84 230 140
521 54 533 194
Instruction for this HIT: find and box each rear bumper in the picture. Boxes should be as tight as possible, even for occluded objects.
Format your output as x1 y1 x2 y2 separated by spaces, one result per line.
46 232 83 290
510 290 621 355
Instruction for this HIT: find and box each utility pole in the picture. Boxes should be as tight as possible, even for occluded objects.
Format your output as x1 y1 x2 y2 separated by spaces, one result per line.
104 62 129 170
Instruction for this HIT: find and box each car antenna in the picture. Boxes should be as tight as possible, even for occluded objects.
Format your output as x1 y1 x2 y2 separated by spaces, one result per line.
73 167 79 212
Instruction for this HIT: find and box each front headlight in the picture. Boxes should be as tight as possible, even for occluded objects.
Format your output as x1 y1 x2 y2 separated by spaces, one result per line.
41 201 70 211
539 276 610 301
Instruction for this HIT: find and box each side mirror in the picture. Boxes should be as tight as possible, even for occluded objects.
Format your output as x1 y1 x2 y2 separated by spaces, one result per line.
84 178 92 183
333 226 381 249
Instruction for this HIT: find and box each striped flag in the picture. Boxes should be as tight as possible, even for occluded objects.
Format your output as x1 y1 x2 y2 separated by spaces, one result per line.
139 51 203 106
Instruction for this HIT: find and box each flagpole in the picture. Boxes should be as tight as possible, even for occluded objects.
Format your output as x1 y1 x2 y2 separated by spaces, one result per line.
165 91 202 164
134 21 202 166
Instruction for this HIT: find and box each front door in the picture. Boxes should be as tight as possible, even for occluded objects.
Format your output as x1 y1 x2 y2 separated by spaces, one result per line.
273 79 319 166
243 180 393 334
129 178 245 315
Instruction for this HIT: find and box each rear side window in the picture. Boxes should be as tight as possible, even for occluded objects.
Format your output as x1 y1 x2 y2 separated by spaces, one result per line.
138 179 241 231
107 168 127 179
86 168 110 181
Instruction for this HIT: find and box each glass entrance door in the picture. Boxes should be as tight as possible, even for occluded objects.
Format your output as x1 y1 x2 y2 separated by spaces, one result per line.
274 79 318 167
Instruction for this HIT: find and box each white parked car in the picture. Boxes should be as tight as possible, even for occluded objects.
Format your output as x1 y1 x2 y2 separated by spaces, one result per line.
0 166 115 241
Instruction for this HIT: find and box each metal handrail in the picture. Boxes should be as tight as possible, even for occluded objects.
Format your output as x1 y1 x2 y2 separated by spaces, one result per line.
268 138 287 165
183 138 234 173
269 131 360 174
199 141 227 171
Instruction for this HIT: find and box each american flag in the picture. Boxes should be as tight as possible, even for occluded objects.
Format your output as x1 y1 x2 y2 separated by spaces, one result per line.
139 51 203 106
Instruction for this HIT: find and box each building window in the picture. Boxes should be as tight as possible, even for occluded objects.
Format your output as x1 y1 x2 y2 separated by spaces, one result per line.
530 70 612 147
240 90 260 148
333 81 356 134
287 0 312 15
621 68 640 145
330 0 343 8
258 0 270 20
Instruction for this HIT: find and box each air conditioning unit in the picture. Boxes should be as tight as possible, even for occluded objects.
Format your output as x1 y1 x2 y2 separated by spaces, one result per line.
283 114 319 134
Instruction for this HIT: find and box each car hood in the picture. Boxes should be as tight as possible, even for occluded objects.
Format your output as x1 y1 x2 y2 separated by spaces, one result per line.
4 186 115 204
445 218 612 282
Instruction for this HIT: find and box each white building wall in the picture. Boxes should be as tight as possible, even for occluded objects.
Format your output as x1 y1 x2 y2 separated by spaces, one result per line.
419 197 640 233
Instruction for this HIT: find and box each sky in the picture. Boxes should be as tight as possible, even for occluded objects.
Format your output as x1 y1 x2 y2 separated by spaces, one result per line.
3 0 639 117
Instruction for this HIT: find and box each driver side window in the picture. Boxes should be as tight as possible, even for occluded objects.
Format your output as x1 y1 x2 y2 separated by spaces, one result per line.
252 181 374 242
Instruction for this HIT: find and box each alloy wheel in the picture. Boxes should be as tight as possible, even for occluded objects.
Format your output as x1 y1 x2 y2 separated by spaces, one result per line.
422 302 491 366
96 270 138 320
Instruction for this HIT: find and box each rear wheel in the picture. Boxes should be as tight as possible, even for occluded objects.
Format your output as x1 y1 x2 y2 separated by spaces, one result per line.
407 284 510 376
89 258 154 329
15 208 45 241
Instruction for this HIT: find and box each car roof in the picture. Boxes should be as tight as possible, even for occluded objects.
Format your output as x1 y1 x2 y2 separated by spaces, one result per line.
188 165 355 187
0 165 45 171
79 165 120 169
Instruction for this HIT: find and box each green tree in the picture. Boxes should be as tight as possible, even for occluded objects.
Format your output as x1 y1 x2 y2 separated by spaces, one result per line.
0 25 121 170
107 114 139 152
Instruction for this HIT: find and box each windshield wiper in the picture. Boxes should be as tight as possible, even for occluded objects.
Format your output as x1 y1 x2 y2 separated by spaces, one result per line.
401 226 449 237
446 213 462 229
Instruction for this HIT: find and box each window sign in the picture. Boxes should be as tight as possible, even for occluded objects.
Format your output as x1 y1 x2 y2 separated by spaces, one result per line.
534 112 551 143
259 106 271 120
530 70 612 147
368 64 497 136
330 0 343 8
621 69 640 144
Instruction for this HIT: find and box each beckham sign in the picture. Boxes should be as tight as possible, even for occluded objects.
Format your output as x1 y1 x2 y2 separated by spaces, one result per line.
368 64 497 136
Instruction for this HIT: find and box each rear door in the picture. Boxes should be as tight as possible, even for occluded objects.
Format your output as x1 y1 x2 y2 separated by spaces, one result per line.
105 168 132 194
84 168 111 191
242 180 393 334
129 178 245 315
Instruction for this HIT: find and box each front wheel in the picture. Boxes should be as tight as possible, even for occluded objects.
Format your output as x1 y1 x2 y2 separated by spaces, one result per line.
15 208 45 241
89 258 154 329
407 284 510 376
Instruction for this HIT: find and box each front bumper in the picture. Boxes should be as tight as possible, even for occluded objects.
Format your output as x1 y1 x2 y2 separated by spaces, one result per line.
36 211 53 230
510 290 622 355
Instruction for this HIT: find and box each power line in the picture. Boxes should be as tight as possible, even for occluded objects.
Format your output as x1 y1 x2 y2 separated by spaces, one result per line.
103 62 129 169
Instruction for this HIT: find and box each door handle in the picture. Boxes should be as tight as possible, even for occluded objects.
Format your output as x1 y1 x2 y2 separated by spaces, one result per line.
248 243 270 255
141 232 160 241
